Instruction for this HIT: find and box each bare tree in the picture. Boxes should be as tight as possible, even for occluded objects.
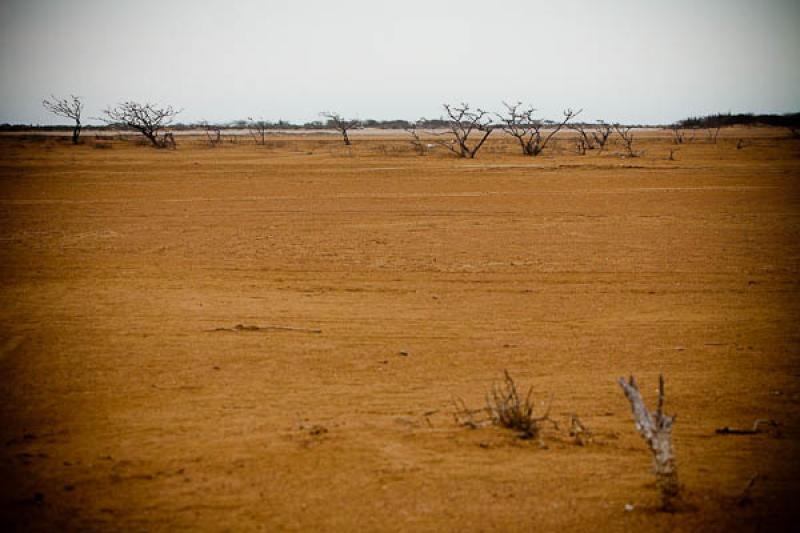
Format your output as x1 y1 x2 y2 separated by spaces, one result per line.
102 101 180 148
569 122 595 152
429 103 495 158
321 112 360 145
42 94 83 144
496 102 581 156
618 375 680 511
247 117 269 145
613 124 639 157
591 122 613 152
404 121 428 155
571 121 613 154
201 120 221 147
670 124 685 144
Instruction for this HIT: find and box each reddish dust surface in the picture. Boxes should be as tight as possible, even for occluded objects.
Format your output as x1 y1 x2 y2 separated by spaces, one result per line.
0 130 799 531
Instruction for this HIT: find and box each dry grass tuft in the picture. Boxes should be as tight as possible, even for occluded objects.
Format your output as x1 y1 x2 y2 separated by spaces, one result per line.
486 370 554 439
455 370 555 439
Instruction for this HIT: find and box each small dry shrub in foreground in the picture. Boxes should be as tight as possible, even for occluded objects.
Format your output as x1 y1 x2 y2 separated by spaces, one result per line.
487 370 554 439
455 370 554 440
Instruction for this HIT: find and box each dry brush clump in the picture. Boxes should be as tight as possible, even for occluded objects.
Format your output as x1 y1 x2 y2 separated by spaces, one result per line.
455 370 555 440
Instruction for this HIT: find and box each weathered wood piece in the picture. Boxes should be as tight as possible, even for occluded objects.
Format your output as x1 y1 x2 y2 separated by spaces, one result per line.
618 374 680 510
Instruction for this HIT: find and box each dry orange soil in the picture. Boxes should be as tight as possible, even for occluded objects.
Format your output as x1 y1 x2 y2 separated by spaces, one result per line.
0 129 798 531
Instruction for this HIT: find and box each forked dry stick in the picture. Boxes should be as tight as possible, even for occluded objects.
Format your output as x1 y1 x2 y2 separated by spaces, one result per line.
618 374 680 510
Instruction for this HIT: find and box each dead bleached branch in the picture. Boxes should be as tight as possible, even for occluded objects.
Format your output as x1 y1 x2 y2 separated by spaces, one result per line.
618 374 680 510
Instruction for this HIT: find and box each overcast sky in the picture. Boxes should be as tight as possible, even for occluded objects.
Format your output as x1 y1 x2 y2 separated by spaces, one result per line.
1 0 799 125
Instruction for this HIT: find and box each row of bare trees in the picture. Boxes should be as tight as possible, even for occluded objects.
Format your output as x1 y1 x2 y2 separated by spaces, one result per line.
42 95 181 148
39 95 634 156
402 102 635 159
45 95 775 156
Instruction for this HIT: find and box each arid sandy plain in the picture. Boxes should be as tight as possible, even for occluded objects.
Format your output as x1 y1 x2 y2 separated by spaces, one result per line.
1 129 798 531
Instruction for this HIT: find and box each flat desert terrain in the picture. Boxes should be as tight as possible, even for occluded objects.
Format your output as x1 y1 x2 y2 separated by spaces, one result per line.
0 129 798 531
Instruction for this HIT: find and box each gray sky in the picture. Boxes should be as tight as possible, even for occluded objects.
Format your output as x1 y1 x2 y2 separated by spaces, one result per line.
1 0 799 125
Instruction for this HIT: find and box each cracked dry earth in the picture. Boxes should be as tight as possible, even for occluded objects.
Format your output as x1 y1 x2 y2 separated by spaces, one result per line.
0 130 798 531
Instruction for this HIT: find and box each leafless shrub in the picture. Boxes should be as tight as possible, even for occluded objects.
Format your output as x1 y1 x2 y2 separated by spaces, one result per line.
248 117 269 145
102 101 180 148
618 375 680 511
569 123 595 151
321 112 360 146
405 121 427 155
453 370 555 440
201 121 221 147
593 123 613 152
433 102 494 158
42 94 83 144
670 125 685 144
613 124 640 157
486 370 554 439
496 102 581 157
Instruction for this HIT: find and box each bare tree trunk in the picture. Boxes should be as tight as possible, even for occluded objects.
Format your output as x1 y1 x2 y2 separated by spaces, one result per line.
72 122 81 145
618 375 680 510
142 130 160 147
342 130 351 146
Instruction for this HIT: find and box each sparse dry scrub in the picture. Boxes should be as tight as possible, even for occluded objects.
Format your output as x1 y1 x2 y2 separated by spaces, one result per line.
455 370 555 440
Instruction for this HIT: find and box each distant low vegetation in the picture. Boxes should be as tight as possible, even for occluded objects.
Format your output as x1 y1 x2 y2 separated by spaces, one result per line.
676 112 800 132
0 117 453 132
